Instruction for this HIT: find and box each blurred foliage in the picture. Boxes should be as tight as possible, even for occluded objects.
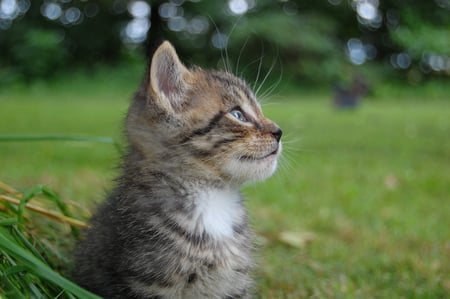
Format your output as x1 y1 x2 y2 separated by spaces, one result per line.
14 29 68 78
0 0 449 85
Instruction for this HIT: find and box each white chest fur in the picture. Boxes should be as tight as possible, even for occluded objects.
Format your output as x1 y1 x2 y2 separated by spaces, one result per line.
193 188 244 240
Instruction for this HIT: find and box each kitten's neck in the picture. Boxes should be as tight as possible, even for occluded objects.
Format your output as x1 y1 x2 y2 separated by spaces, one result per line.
122 148 237 189
120 150 248 240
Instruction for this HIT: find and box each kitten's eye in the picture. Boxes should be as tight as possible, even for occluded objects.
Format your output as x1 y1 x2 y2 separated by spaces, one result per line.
230 109 248 122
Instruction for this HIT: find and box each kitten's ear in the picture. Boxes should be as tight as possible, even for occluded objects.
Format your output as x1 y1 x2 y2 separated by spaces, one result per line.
149 41 190 111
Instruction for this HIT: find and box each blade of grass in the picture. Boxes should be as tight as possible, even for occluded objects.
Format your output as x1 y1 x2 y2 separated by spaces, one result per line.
1 250 34 298
40 186 83 237
1 265 27 299
0 134 124 154
11 226 46 262
12 184 84 237
0 218 17 226
3 265 28 276
17 185 46 226
0 229 101 299
0 134 115 143
0 181 21 196
0 195 88 228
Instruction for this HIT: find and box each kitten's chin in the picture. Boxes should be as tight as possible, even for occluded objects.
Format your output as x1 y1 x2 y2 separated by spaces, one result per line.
222 148 280 185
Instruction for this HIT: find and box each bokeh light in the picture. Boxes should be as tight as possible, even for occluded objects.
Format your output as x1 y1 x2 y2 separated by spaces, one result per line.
228 0 248 15
187 16 209 35
354 0 382 29
129 0 150 18
422 53 450 73
0 0 29 28
159 2 179 19
83 3 99 18
212 32 228 49
168 16 186 32
346 38 377 65
121 1 151 45
390 53 412 69
356 0 377 20
61 7 83 25
41 3 62 21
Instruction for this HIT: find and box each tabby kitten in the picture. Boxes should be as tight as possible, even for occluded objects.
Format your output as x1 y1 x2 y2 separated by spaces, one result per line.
74 41 282 299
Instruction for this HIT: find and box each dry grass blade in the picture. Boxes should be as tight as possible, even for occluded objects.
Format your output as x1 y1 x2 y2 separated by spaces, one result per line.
0 180 21 196
0 195 88 229
0 181 88 229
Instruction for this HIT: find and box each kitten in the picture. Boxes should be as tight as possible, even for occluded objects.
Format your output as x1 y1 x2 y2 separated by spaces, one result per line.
74 41 282 299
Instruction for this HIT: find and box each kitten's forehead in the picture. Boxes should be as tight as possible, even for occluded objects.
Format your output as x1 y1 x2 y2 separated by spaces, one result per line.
208 71 261 114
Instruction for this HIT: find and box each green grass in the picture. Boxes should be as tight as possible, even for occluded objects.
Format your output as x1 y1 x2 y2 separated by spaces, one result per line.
1 73 449 298
249 97 450 298
0 184 101 299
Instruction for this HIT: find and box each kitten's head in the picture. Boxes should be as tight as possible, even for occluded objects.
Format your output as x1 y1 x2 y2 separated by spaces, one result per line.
127 41 282 186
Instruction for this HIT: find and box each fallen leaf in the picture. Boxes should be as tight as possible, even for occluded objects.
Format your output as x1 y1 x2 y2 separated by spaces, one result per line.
277 231 316 248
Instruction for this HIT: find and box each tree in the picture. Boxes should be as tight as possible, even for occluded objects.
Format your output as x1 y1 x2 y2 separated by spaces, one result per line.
0 0 448 84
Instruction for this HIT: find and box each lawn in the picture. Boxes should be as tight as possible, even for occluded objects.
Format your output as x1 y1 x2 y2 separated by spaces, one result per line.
1 72 449 298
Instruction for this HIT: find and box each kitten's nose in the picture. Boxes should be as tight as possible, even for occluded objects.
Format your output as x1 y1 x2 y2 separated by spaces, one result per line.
272 127 282 142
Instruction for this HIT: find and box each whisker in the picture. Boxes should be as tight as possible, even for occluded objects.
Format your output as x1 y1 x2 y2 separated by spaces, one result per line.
235 36 250 76
255 46 279 98
281 134 304 145
259 57 283 102
238 55 266 85
224 16 243 74
208 15 229 73
253 42 265 96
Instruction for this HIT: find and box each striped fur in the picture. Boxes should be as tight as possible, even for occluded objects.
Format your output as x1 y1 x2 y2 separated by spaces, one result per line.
74 41 282 299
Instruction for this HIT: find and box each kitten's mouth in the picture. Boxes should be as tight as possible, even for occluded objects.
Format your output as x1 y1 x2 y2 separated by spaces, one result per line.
239 148 279 161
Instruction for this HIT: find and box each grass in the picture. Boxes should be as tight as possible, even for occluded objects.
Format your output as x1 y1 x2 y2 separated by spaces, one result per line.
0 71 449 298
0 182 100 298
250 97 449 298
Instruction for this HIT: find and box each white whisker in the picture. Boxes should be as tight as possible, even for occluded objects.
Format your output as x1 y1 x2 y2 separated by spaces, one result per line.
235 36 250 77
259 58 283 101
255 46 279 98
253 43 265 95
